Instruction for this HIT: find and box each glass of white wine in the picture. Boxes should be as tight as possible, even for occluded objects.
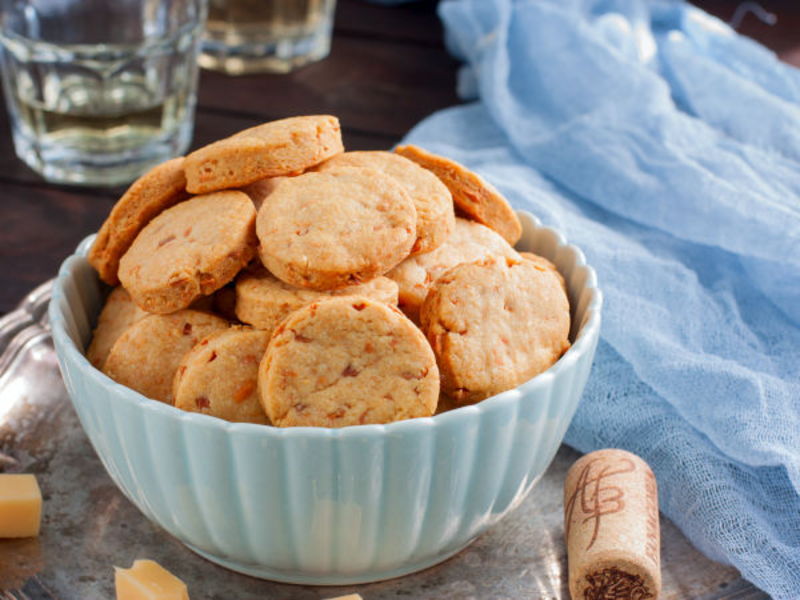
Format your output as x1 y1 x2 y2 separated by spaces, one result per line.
200 0 336 75
0 0 208 187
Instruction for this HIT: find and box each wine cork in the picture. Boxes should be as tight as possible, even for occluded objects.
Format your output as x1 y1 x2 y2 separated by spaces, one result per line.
564 449 661 599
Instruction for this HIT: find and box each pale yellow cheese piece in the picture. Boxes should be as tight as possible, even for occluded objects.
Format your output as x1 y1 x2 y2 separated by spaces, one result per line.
0 473 42 538
115 559 189 600
324 595 363 600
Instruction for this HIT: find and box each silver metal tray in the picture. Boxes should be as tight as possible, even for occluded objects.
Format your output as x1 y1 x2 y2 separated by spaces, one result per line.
0 282 764 599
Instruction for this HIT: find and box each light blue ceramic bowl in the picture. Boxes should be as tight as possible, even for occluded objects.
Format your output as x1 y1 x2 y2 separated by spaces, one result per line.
49 211 602 585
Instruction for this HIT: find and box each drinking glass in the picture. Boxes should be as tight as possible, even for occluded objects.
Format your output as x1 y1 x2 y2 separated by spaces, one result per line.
0 0 208 186
200 0 336 75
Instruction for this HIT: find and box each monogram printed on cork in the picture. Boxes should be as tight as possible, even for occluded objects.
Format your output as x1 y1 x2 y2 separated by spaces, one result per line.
564 449 662 600
564 456 637 552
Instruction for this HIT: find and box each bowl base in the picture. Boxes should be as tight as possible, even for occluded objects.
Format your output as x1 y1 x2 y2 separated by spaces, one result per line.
183 539 477 585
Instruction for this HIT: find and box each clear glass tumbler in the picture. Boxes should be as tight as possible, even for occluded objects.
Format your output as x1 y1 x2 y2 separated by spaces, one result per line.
200 0 336 75
0 0 208 187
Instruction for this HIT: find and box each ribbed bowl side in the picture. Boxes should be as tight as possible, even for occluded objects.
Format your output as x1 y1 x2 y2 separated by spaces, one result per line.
495 376 558 514
139 404 220 551
454 395 521 540
326 427 386 574
176 415 246 558
369 420 437 570
225 425 298 568
48 210 602 584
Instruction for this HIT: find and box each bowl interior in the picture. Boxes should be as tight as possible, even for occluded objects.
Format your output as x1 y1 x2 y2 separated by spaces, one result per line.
51 210 602 435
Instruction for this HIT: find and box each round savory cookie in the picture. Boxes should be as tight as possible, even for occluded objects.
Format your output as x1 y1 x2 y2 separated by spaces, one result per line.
387 218 521 323
173 327 270 424
394 144 522 246
119 190 257 314
256 168 416 290
236 265 398 333
86 287 148 370
103 310 229 403
183 116 344 194
316 151 454 255
259 296 439 428
89 157 188 285
420 257 570 405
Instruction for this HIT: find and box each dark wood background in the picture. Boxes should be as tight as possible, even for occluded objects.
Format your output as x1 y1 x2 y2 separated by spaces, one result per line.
0 0 798 314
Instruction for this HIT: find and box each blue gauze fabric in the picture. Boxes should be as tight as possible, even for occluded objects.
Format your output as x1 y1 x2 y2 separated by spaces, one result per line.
399 1 800 596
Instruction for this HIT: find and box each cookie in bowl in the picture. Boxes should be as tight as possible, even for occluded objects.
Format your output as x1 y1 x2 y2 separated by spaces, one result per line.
256 168 417 290
235 265 398 335
102 310 229 403
259 296 439 427
420 256 570 404
173 326 270 424
184 115 344 194
118 190 257 314
316 150 455 255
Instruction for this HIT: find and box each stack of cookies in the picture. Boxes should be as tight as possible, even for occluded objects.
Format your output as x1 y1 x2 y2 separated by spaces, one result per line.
86 115 571 428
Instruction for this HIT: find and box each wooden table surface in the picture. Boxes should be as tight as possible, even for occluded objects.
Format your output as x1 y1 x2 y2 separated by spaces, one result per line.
0 1 793 596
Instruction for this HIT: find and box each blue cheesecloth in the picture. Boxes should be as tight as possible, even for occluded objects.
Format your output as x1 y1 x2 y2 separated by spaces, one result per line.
396 1 800 596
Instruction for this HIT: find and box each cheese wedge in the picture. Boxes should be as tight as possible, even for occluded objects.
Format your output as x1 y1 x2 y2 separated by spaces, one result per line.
115 559 189 600
0 474 42 538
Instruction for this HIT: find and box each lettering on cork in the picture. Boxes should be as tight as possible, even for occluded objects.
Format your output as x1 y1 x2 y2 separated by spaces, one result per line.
644 469 660 567
564 456 636 551
564 449 662 600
